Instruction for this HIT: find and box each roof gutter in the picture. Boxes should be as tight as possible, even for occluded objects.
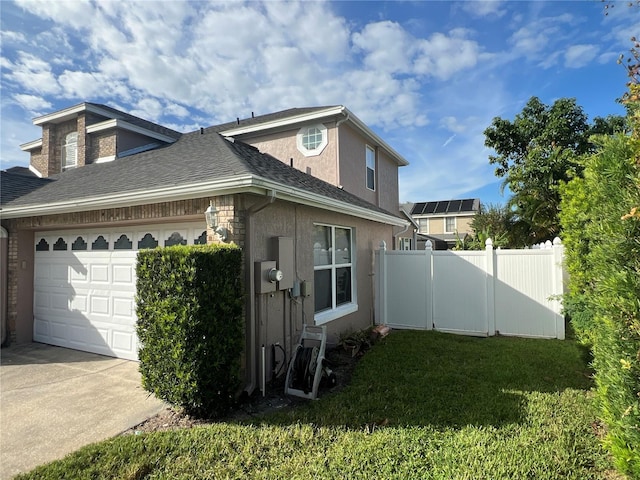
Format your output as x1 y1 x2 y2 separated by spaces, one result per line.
1 176 405 226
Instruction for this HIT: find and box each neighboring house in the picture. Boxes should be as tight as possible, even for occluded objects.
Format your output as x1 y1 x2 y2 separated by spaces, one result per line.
0 102 408 394
408 198 480 249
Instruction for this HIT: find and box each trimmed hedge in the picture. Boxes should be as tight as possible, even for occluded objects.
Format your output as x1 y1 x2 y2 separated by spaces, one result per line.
136 244 244 418
560 85 640 476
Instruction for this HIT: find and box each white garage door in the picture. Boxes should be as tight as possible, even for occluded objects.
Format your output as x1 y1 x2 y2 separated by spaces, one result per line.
33 223 208 360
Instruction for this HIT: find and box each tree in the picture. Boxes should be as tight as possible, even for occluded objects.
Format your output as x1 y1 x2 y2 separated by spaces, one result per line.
464 203 519 249
484 97 625 244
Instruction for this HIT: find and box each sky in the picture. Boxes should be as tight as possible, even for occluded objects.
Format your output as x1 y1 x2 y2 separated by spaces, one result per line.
1 0 637 206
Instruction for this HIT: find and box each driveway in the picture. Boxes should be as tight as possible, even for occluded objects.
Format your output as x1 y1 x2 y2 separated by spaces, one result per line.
0 343 166 479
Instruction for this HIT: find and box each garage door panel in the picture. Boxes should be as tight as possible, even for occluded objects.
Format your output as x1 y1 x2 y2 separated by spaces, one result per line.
90 295 111 315
70 294 88 313
112 265 133 285
50 293 70 311
90 264 110 283
33 317 50 338
113 297 134 320
112 331 135 352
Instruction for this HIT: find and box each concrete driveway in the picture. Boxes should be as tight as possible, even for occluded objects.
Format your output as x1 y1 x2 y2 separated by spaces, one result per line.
0 343 166 479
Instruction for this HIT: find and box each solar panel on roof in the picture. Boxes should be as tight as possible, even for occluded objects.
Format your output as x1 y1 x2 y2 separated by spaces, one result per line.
461 199 475 211
448 200 462 212
424 202 437 214
434 201 448 213
411 202 426 215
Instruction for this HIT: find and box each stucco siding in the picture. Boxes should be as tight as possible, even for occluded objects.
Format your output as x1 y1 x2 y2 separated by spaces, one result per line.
240 123 339 186
248 197 393 381
337 124 377 206
377 149 400 213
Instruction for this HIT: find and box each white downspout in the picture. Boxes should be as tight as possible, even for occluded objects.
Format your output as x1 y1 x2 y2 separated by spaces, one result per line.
244 189 276 395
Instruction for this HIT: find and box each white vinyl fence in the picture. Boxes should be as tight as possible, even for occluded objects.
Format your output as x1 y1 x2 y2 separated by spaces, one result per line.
375 239 565 339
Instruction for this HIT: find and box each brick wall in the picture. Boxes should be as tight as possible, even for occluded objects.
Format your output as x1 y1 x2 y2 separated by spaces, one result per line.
89 133 117 162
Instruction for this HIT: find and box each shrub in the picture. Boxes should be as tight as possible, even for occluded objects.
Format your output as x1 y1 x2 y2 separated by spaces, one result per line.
136 244 244 418
560 108 640 475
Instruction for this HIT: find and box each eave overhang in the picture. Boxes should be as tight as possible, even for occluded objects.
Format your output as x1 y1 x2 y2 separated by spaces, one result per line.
0 175 407 227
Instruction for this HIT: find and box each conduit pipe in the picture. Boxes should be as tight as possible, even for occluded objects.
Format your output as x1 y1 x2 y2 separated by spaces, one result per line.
244 189 277 395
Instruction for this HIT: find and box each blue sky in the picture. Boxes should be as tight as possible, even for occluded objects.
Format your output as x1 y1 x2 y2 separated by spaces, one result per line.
1 1 637 205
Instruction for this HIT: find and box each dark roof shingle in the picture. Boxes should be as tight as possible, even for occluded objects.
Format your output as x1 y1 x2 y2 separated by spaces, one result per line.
1 130 397 220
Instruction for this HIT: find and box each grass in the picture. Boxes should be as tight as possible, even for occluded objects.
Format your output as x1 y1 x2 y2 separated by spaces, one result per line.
17 330 616 480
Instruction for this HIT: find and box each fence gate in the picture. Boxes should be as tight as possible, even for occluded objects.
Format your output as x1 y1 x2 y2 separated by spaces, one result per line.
375 239 565 339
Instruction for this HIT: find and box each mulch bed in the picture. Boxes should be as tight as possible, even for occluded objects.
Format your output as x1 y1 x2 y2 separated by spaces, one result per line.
123 346 361 435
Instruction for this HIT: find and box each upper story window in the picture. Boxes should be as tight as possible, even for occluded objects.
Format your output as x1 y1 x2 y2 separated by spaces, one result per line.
366 145 375 191
296 124 328 157
62 132 78 170
313 223 357 324
445 217 456 233
418 218 429 234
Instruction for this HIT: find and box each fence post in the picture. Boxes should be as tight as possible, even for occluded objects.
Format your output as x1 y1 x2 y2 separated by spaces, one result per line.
425 240 433 330
485 238 496 336
552 237 565 340
378 241 387 326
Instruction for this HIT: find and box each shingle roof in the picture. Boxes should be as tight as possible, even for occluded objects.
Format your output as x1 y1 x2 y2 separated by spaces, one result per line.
1 130 397 220
0 167 53 204
411 199 480 216
208 106 341 133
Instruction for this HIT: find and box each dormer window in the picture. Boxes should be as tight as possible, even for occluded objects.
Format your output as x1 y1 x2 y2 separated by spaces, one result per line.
296 124 327 157
62 132 78 170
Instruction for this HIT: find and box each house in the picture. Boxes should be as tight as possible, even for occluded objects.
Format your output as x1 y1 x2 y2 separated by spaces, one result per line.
0 103 408 394
408 199 480 249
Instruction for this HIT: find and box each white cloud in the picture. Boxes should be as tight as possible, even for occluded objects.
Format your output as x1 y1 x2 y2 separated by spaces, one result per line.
13 94 52 113
564 44 599 69
508 13 575 64
352 21 414 74
414 29 480 80
461 1 506 18
4 52 61 95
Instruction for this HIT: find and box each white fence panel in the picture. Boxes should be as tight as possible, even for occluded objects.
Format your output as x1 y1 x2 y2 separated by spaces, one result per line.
375 239 565 339
494 246 564 338
432 251 488 336
385 250 431 330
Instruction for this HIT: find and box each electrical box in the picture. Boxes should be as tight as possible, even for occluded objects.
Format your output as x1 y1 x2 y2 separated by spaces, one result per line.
291 280 301 298
271 236 294 290
255 261 277 294
300 280 312 297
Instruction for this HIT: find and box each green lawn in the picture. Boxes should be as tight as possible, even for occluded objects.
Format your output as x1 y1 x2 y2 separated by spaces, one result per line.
18 330 617 480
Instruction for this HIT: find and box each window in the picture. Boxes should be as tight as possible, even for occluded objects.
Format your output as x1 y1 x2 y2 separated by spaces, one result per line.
62 132 78 170
366 145 375 190
418 218 429 234
313 224 357 323
296 124 328 156
445 217 456 233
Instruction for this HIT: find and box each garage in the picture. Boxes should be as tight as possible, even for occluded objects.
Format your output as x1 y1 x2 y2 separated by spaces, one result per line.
33 223 207 360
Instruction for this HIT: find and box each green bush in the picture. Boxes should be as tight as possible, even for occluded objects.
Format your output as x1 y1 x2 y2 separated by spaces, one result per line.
560 111 640 476
136 244 244 418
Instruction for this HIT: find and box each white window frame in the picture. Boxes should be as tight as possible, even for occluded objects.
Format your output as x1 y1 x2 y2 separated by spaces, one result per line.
62 132 78 170
417 218 429 234
366 145 375 191
313 223 357 325
296 124 328 157
445 216 456 233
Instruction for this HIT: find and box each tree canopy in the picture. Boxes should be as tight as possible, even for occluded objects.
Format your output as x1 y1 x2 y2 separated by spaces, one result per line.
484 96 625 244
